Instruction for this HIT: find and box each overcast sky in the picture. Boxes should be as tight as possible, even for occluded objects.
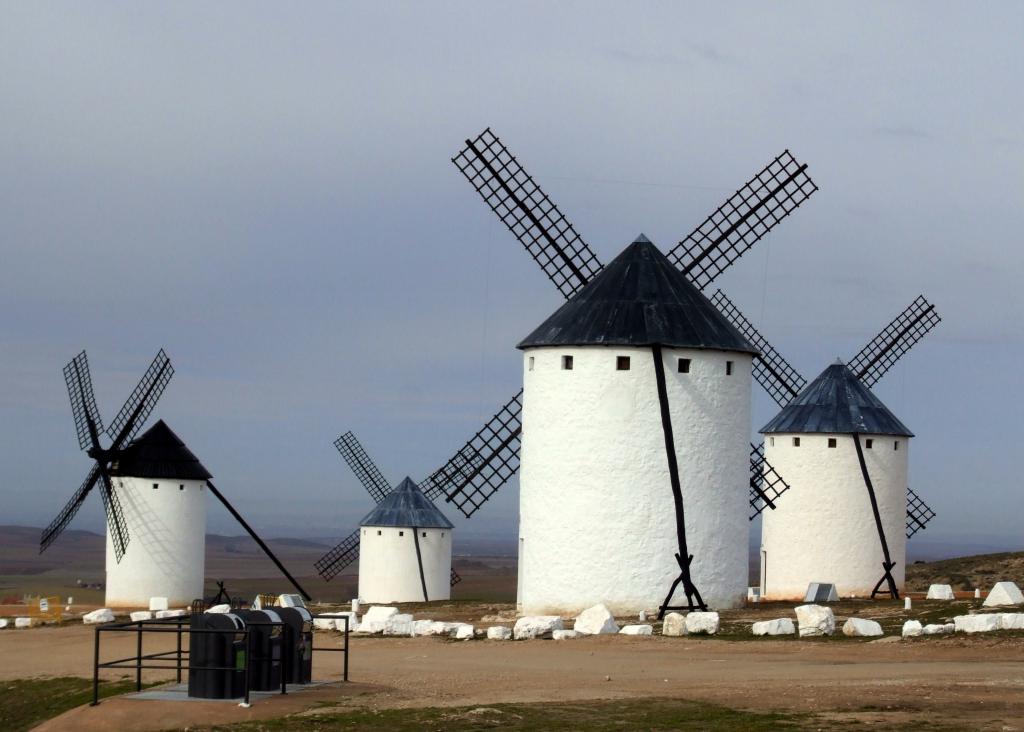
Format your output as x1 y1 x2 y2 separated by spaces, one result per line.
2 3 1021 557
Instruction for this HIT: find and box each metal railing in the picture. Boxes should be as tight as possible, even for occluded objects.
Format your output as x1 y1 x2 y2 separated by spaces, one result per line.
91 611 350 706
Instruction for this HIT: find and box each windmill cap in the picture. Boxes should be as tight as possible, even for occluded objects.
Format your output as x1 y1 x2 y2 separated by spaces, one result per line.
760 363 913 437
359 477 454 530
109 419 213 480
517 237 758 353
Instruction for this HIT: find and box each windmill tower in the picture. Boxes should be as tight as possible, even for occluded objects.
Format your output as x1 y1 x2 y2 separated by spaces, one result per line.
357 477 453 603
517 236 756 613
712 293 941 600
44 350 311 607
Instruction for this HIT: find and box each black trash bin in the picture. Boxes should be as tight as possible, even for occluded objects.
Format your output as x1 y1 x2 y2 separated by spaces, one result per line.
188 612 247 699
277 607 313 684
234 609 283 691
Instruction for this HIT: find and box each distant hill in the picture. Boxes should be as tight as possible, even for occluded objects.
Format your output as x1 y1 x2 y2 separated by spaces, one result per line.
906 551 1024 591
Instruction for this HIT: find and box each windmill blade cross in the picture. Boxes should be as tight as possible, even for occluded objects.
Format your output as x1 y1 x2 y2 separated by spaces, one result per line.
748 442 793 520
847 296 941 389
422 390 523 518
710 290 807 407
335 431 393 504
315 528 361 581
106 349 174 447
668 150 818 291
452 128 603 299
63 351 104 451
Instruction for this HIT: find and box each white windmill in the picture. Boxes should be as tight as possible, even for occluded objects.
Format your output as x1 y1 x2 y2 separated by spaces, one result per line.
712 292 941 600
44 350 312 607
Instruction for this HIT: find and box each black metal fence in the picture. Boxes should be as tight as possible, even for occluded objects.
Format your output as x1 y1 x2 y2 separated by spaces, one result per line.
91 612 350 706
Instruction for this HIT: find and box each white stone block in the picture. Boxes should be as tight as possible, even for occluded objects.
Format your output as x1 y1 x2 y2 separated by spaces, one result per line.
206 604 231 614
803 583 839 603
513 615 564 640
130 611 153 622
922 623 954 635
313 618 337 631
982 582 1024 607
619 624 653 636
15 617 33 629
573 604 619 635
454 624 474 640
0 619 7 629
155 609 186 619
357 606 399 633
662 612 687 637
842 617 883 637
383 614 415 636
84 608 116 625
926 584 955 600
325 612 357 631
552 629 580 640
901 620 923 637
277 594 304 608
684 611 720 635
1000 613 1024 630
953 614 1002 633
149 597 169 612
795 605 835 637
747 587 760 601
487 626 512 640
751 618 795 636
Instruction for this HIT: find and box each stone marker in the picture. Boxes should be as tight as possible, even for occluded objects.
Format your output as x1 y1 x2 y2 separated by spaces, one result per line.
149 597 169 612
313 618 337 631
752 618 795 636
803 583 839 603
619 624 653 636
953 614 1001 633
0 619 8 629
206 604 231 614
574 604 619 635
552 629 580 640
922 623 954 635
130 611 154 622
842 617 883 637
15 617 33 629
904 597 912 610
454 624 474 640
357 606 399 633
277 594 304 608
487 626 512 640
684 611 720 635
383 614 415 636
155 609 186 619
982 582 1024 607
926 584 955 600
747 587 760 602
513 616 564 640
1000 613 1024 630
901 620 923 637
84 608 116 625
662 612 687 637
974 589 981 599
351 599 361 614
795 605 835 637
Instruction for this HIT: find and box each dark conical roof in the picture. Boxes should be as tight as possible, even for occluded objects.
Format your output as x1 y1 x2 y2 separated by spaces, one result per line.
761 363 913 437
517 236 757 353
109 420 213 479
359 477 453 529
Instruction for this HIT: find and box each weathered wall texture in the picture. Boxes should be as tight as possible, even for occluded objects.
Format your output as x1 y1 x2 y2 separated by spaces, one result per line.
518 345 752 615
358 526 452 603
760 433 908 600
105 476 207 607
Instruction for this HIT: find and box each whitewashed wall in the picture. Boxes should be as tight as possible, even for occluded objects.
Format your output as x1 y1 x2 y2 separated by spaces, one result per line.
358 526 452 603
105 476 207 607
518 345 752 615
760 433 908 600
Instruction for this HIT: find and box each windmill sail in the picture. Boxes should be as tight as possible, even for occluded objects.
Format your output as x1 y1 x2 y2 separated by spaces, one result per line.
748 442 793 520
106 349 174 443
64 351 103 450
847 296 941 389
334 431 393 503
668 150 817 291
906 486 936 539
314 528 361 581
98 473 130 561
452 128 603 299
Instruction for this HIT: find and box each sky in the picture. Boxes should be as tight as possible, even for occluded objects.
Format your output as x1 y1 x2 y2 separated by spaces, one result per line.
1 2 1022 558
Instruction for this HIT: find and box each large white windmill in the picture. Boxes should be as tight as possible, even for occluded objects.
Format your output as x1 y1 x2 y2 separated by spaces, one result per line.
712 293 940 600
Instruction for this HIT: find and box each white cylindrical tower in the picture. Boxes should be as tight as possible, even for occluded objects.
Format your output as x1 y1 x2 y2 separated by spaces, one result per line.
357 477 453 603
105 420 211 607
759 363 911 600
516 236 756 615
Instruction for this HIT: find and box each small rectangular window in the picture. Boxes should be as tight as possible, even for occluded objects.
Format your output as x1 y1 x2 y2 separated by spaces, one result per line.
562 355 573 370
827 438 837 448
377 530 382 536
179 484 185 490
152 483 158 490
793 437 801 447
725 360 733 376
894 441 899 451
769 437 774 447
422 532 427 538
678 358 691 373
528 356 534 371
865 439 873 449
399 530 404 536
362 529 366 536
616 356 630 371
